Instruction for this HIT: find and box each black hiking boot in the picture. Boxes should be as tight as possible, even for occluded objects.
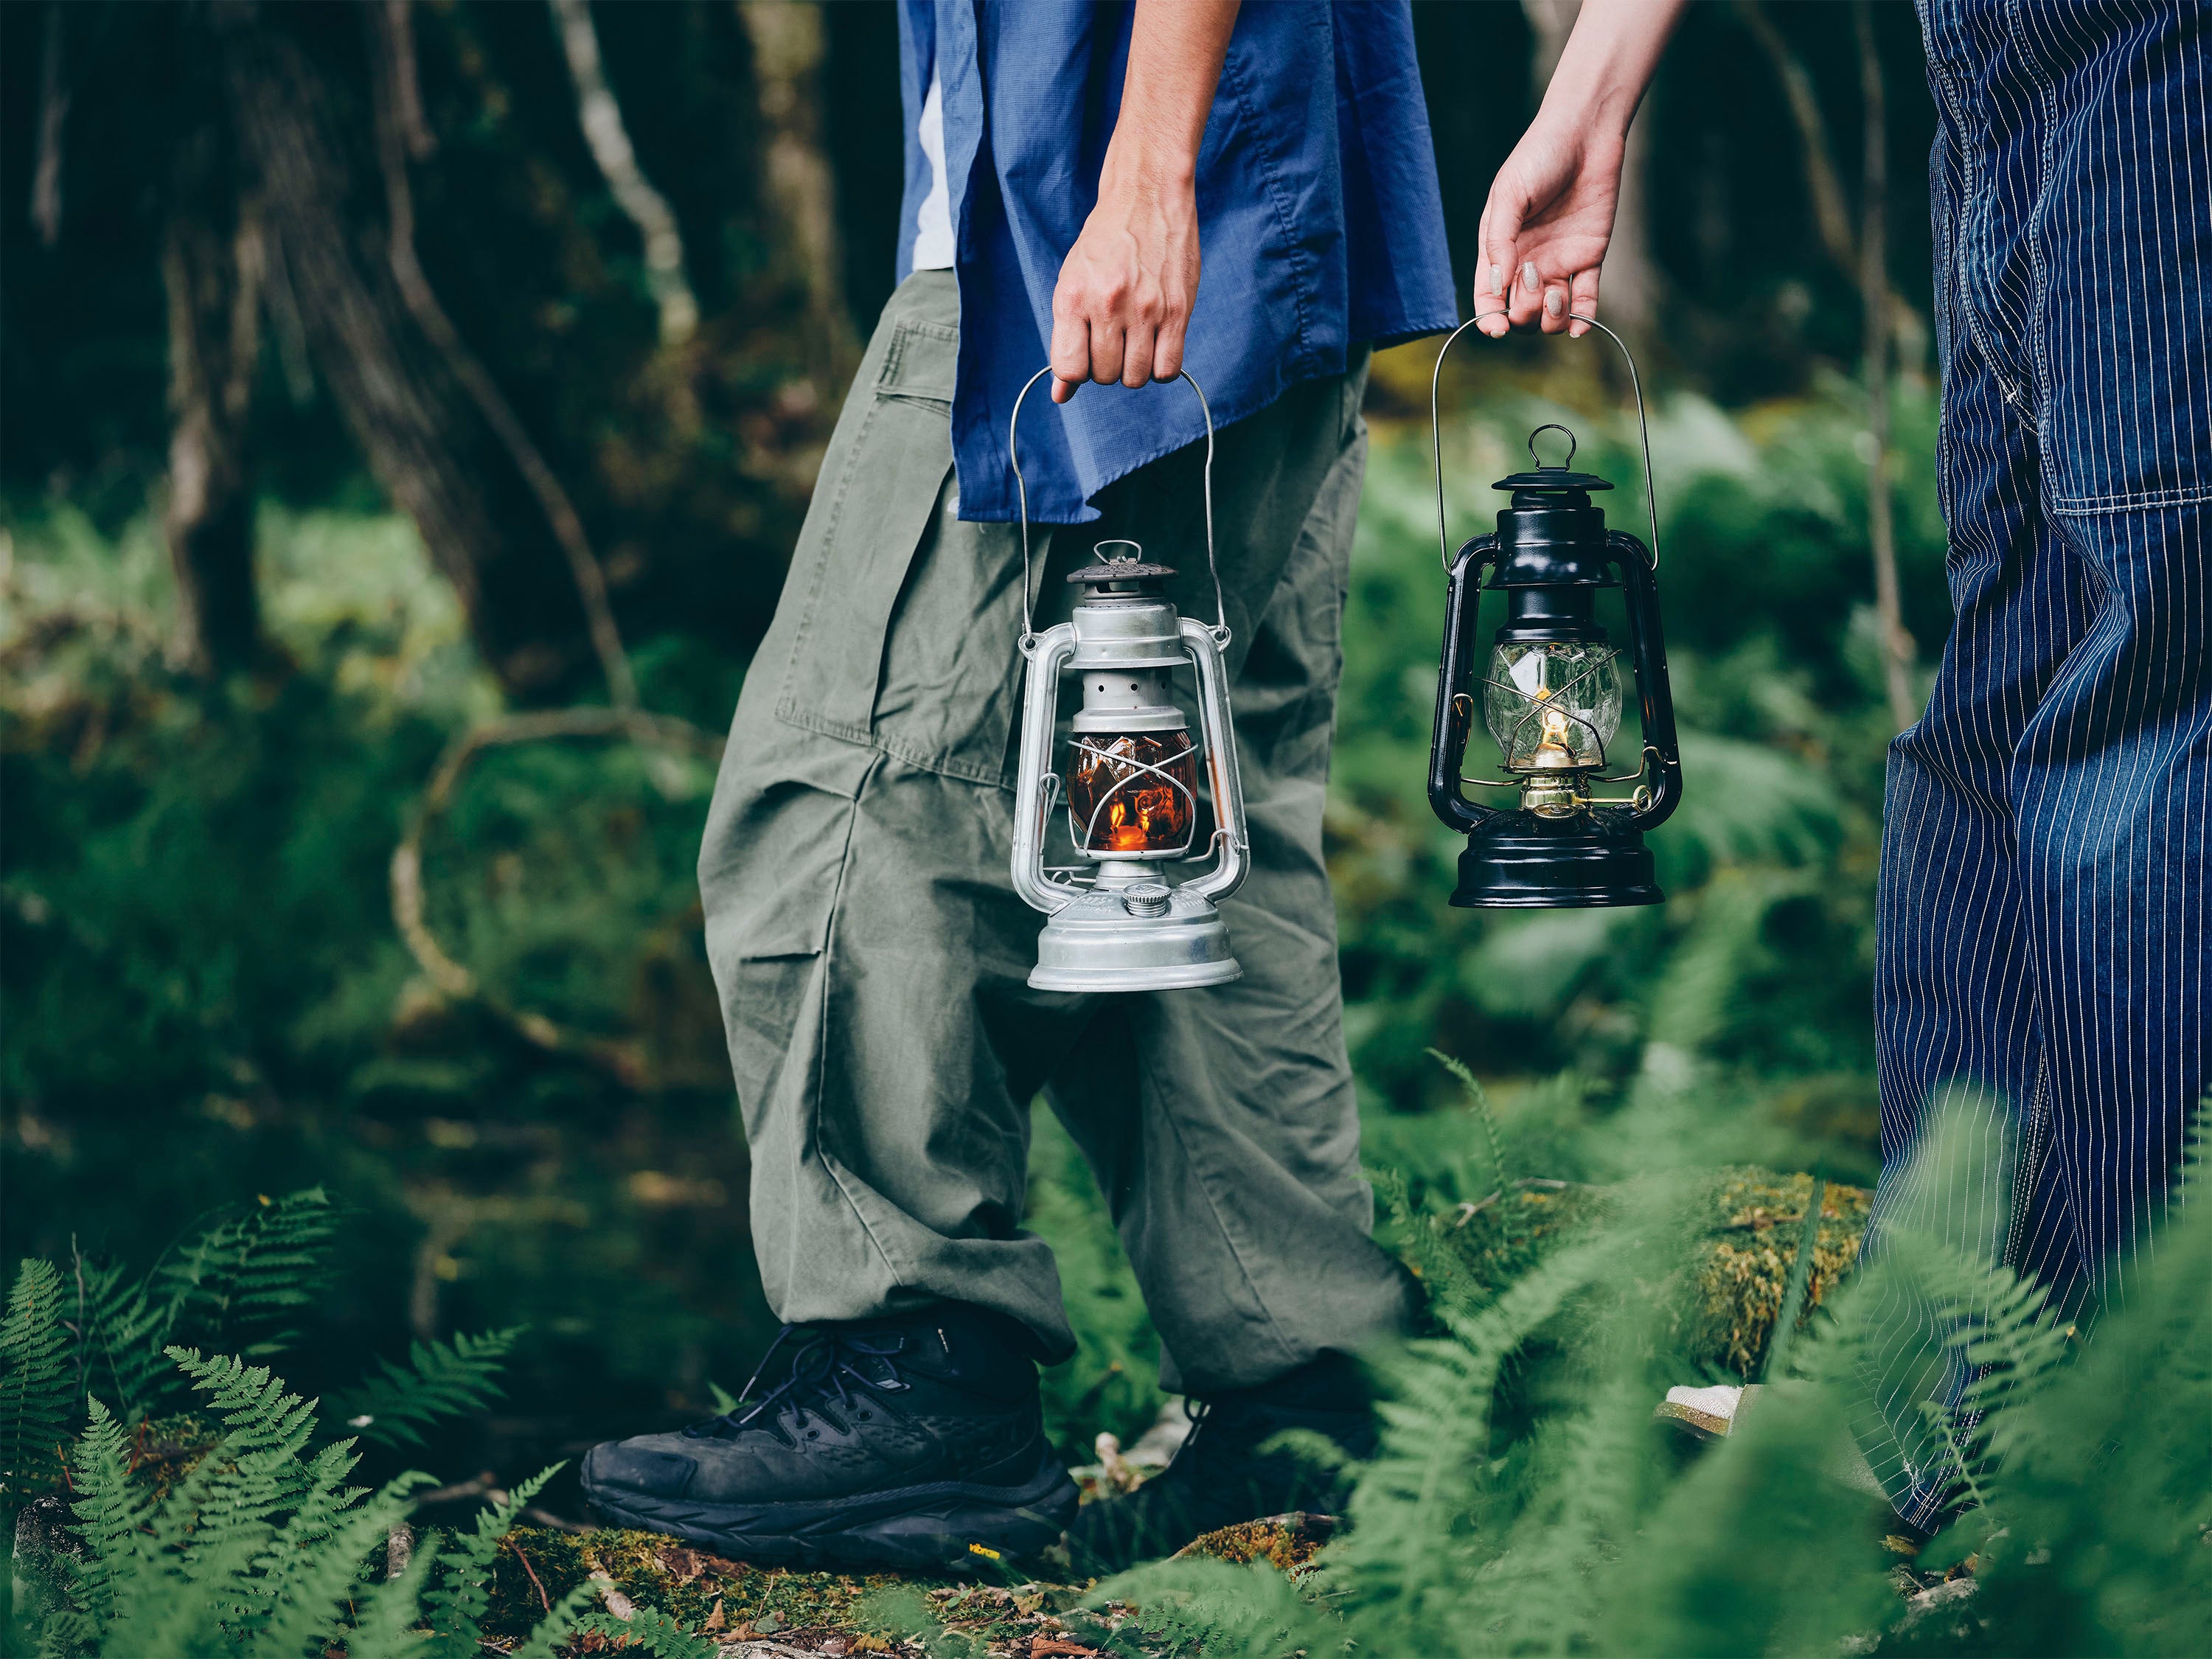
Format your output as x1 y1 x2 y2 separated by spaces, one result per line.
579 1304 1078 1571
1067 1353 1374 1575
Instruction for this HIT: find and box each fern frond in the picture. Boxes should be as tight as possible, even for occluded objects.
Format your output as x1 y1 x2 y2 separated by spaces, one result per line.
68 1246 178 1425
1 1259 74 1506
156 1188 341 1356
57 1397 155 1638
421 1461 564 1659
1324 1234 1614 1644
325 1326 523 1450
507 1580 602 1659
1427 1046 1514 1189
346 1533 439 1659
573 1605 724 1658
1112 1556 1341 1659
240 1470 430 1659
1475 1371 1652 1653
159 1344 327 1610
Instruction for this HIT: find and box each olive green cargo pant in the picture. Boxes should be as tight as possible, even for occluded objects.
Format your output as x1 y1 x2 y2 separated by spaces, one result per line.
700 272 1413 1394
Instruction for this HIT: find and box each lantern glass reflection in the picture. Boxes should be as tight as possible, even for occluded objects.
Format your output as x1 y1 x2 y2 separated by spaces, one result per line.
1066 730 1200 855
1483 641 1623 775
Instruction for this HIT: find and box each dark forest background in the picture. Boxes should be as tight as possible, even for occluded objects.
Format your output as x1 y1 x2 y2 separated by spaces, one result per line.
3 0 1948 1520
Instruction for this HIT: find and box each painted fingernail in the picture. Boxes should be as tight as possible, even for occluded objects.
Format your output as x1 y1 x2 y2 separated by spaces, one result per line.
1545 289 1566 318
1522 262 1541 293
1489 264 1505 297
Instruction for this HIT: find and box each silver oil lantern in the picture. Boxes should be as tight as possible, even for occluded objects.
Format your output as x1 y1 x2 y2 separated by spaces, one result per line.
1005 370 1248 991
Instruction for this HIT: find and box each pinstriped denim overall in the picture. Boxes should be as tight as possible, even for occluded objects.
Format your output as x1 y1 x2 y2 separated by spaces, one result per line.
1862 0 2211 1527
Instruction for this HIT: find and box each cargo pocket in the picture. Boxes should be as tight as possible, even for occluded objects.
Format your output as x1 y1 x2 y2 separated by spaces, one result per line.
773 318 959 748
701 744 879 1116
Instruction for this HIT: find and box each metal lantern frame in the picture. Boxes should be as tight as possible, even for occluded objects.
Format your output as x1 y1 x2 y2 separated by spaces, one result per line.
1006 368 1251 991
1426 316 1685 908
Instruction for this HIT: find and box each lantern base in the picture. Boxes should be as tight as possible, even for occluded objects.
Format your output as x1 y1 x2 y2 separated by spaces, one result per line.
1029 882 1242 992
1450 828 1663 909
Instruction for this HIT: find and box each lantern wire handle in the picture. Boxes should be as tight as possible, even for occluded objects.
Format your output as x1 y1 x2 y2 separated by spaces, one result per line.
1009 366 1224 651
1429 312 1661 576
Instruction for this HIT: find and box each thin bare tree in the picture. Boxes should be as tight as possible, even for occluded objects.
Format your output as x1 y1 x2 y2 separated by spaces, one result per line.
1856 0 1913 733
547 0 698 347
31 3 67 248
1739 0 1918 731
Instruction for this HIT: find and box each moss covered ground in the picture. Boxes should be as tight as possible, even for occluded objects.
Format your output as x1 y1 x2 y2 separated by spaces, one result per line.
468 1516 1330 1655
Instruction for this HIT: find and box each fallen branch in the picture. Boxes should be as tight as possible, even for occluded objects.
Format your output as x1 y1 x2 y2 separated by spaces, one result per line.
389 707 723 1090
512 1538 552 1613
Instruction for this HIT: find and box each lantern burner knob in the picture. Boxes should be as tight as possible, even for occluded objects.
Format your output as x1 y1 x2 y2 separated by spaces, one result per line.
1121 883 1173 917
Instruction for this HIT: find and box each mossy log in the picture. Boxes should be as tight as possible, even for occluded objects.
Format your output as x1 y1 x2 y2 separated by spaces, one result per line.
1686 1168 1872 1374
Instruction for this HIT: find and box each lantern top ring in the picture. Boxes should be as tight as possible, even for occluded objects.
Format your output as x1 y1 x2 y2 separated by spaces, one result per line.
1528 423 1578 470
1007 365 1228 648
1429 311 1661 577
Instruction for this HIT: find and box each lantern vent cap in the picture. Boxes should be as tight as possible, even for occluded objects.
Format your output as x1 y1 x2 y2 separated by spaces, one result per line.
1069 539 1177 585
1492 422 1613 495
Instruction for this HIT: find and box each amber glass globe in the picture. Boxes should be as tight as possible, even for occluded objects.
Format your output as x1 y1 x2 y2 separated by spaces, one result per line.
1066 730 1200 854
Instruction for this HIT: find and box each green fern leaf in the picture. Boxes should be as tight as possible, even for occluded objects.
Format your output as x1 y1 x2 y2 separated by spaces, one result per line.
1427 1046 1514 1189
421 1461 564 1659
67 1247 178 1425
156 1188 341 1356
574 1605 724 1658
52 1395 155 1644
346 1534 440 1659
241 1470 431 1659
324 1326 524 1450
507 1579 602 1659
1 1259 74 1506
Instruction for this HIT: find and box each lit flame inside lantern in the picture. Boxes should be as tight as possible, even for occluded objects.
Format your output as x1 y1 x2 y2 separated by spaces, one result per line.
1067 731 1200 854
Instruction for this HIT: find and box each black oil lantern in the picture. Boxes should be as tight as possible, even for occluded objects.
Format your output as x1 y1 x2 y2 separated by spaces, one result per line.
1426 319 1683 908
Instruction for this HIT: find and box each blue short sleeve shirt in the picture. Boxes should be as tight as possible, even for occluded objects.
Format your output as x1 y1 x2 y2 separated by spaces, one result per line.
897 0 1458 524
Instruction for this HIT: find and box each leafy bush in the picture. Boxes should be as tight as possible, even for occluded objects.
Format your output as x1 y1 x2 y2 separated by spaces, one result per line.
0 1189 731 1658
1107 1102 2212 1659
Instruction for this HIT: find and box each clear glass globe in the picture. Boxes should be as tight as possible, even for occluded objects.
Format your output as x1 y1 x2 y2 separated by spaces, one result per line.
1483 640 1623 773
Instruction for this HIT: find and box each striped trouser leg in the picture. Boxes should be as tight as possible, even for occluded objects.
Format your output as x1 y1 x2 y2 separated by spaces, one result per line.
1866 0 2212 1528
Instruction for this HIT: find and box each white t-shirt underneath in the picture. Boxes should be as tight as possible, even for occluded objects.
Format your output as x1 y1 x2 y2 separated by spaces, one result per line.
912 73 956 271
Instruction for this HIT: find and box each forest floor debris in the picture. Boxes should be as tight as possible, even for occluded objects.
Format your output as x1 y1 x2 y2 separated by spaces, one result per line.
468 1516 1335 1656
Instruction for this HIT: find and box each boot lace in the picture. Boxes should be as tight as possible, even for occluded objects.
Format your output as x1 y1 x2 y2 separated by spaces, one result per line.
682 1324 909 1442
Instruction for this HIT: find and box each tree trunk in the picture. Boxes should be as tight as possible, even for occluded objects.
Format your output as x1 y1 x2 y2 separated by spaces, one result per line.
161 105 265 675
212 1 597 699
1523 0 1657 342
736 1 857 386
